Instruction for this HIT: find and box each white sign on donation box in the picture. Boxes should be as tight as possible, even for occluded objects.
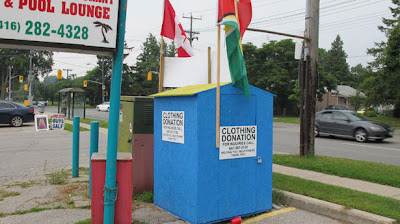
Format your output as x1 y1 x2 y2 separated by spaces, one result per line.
51 114 65 130
162 111 184 144
219 126 257 160
0 0 119 53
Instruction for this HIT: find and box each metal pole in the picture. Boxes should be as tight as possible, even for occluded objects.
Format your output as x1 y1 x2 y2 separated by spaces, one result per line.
102 59 105 103
103 0 127 221
89 121 99 199
28 51 33 103
8 66 11 101
72 116 80 178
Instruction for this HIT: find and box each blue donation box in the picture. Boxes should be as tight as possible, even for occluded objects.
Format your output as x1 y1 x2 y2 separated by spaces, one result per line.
152 83 275 223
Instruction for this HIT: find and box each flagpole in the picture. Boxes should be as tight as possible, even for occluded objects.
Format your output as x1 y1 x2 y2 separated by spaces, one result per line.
234 0 242 50
216 25 221 148
159 37 165 93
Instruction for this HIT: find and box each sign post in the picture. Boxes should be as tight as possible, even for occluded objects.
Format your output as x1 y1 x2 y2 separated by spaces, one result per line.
0 0 119 54
103 0 128 222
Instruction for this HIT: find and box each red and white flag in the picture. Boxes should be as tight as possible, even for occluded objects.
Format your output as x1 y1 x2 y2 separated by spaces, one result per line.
161 0 194 57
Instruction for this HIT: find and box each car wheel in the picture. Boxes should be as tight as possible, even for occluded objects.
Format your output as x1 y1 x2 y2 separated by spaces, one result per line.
106 107 109 112
10 116 23 127
355 128 368 143
314 126 319 137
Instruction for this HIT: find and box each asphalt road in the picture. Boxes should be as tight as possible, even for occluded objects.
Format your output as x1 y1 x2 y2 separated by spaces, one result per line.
43 105 109 121
274 122 400 166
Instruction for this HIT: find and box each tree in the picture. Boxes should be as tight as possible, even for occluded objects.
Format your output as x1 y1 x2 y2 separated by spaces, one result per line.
132 34 163 96
243 40 298 114
350 64 369 89
364 0 400 116
0 49 53 100
323 35 354 86
381 23 400 117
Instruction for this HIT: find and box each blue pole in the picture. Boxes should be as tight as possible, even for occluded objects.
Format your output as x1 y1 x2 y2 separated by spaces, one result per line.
103 0 127 222
89 121 99 199
72 116 80 178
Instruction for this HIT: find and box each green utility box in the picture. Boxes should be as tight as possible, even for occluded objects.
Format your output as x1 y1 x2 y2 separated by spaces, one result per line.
118 96 154 194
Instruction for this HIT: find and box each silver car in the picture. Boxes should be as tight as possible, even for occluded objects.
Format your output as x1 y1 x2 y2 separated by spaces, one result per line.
315 110 393 143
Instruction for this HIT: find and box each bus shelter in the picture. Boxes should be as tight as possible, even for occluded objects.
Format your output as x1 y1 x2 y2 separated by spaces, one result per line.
58 88 86 119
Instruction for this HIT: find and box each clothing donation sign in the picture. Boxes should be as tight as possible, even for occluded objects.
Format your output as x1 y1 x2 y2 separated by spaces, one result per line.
0 0 119 53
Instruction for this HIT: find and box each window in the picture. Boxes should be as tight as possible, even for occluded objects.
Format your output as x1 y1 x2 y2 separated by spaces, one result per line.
0 102 16 109
321 112 333 119
333 111 348 121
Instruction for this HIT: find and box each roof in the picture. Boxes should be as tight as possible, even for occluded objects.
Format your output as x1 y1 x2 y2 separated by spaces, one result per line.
58 88 86 93
150 83 231 97
337 85 364 97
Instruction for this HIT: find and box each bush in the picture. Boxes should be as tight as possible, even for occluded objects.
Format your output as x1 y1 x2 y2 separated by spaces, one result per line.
367 111 378 117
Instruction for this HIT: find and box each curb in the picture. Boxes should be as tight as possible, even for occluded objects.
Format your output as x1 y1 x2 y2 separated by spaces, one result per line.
276 189 398 224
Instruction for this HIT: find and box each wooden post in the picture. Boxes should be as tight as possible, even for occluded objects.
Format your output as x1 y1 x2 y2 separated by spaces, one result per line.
208 47 211 84
216 25 221 148
300 0 319 156
158 37 165 93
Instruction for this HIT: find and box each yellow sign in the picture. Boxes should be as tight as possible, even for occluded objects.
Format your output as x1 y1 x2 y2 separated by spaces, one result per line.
83 80 88 87
57 70 62 79
19 76 23 83
147 72 152 81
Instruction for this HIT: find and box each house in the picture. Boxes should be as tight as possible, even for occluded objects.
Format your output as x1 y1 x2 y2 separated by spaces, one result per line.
316 85 364 111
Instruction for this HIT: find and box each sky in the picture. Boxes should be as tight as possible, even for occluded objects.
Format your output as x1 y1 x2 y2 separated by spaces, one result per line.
48 0 394 78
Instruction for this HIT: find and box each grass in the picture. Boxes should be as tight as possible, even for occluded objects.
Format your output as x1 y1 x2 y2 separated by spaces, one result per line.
273 154 400 188
10 207 51 216
75 219 91 224
368 115 400 130
5 180 41 188
76 118 108 129
273 173 400 221
272 189 285 206
134 191 153 203
273 116 300 124
64 123 89 132
45 169 69 185
0 189 20 201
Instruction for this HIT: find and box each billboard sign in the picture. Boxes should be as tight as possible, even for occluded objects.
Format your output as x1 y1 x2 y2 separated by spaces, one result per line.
0 0 120 54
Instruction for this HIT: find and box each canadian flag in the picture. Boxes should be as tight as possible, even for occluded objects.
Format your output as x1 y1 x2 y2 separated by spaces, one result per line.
161 0 194 57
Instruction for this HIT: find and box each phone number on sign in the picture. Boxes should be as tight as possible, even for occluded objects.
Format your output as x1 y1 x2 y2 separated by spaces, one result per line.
0 20 89 40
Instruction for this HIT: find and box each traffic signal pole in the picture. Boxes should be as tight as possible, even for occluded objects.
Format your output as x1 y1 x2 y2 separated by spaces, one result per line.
8 66 11 101
28 51 33 103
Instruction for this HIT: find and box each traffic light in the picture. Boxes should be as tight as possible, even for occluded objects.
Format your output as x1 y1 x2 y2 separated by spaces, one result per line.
83 80 87 87
147 72 152 81
6 87 9 93
24 84 28 91
19 76 23 83
57 70 62 79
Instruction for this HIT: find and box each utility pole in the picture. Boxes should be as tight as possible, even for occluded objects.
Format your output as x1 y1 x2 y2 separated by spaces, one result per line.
28 50 33 103
300 0 320 156
63 69 72 79
182 13 201 45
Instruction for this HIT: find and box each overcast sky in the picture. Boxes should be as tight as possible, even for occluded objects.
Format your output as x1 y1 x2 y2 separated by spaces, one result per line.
49 0 393 78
